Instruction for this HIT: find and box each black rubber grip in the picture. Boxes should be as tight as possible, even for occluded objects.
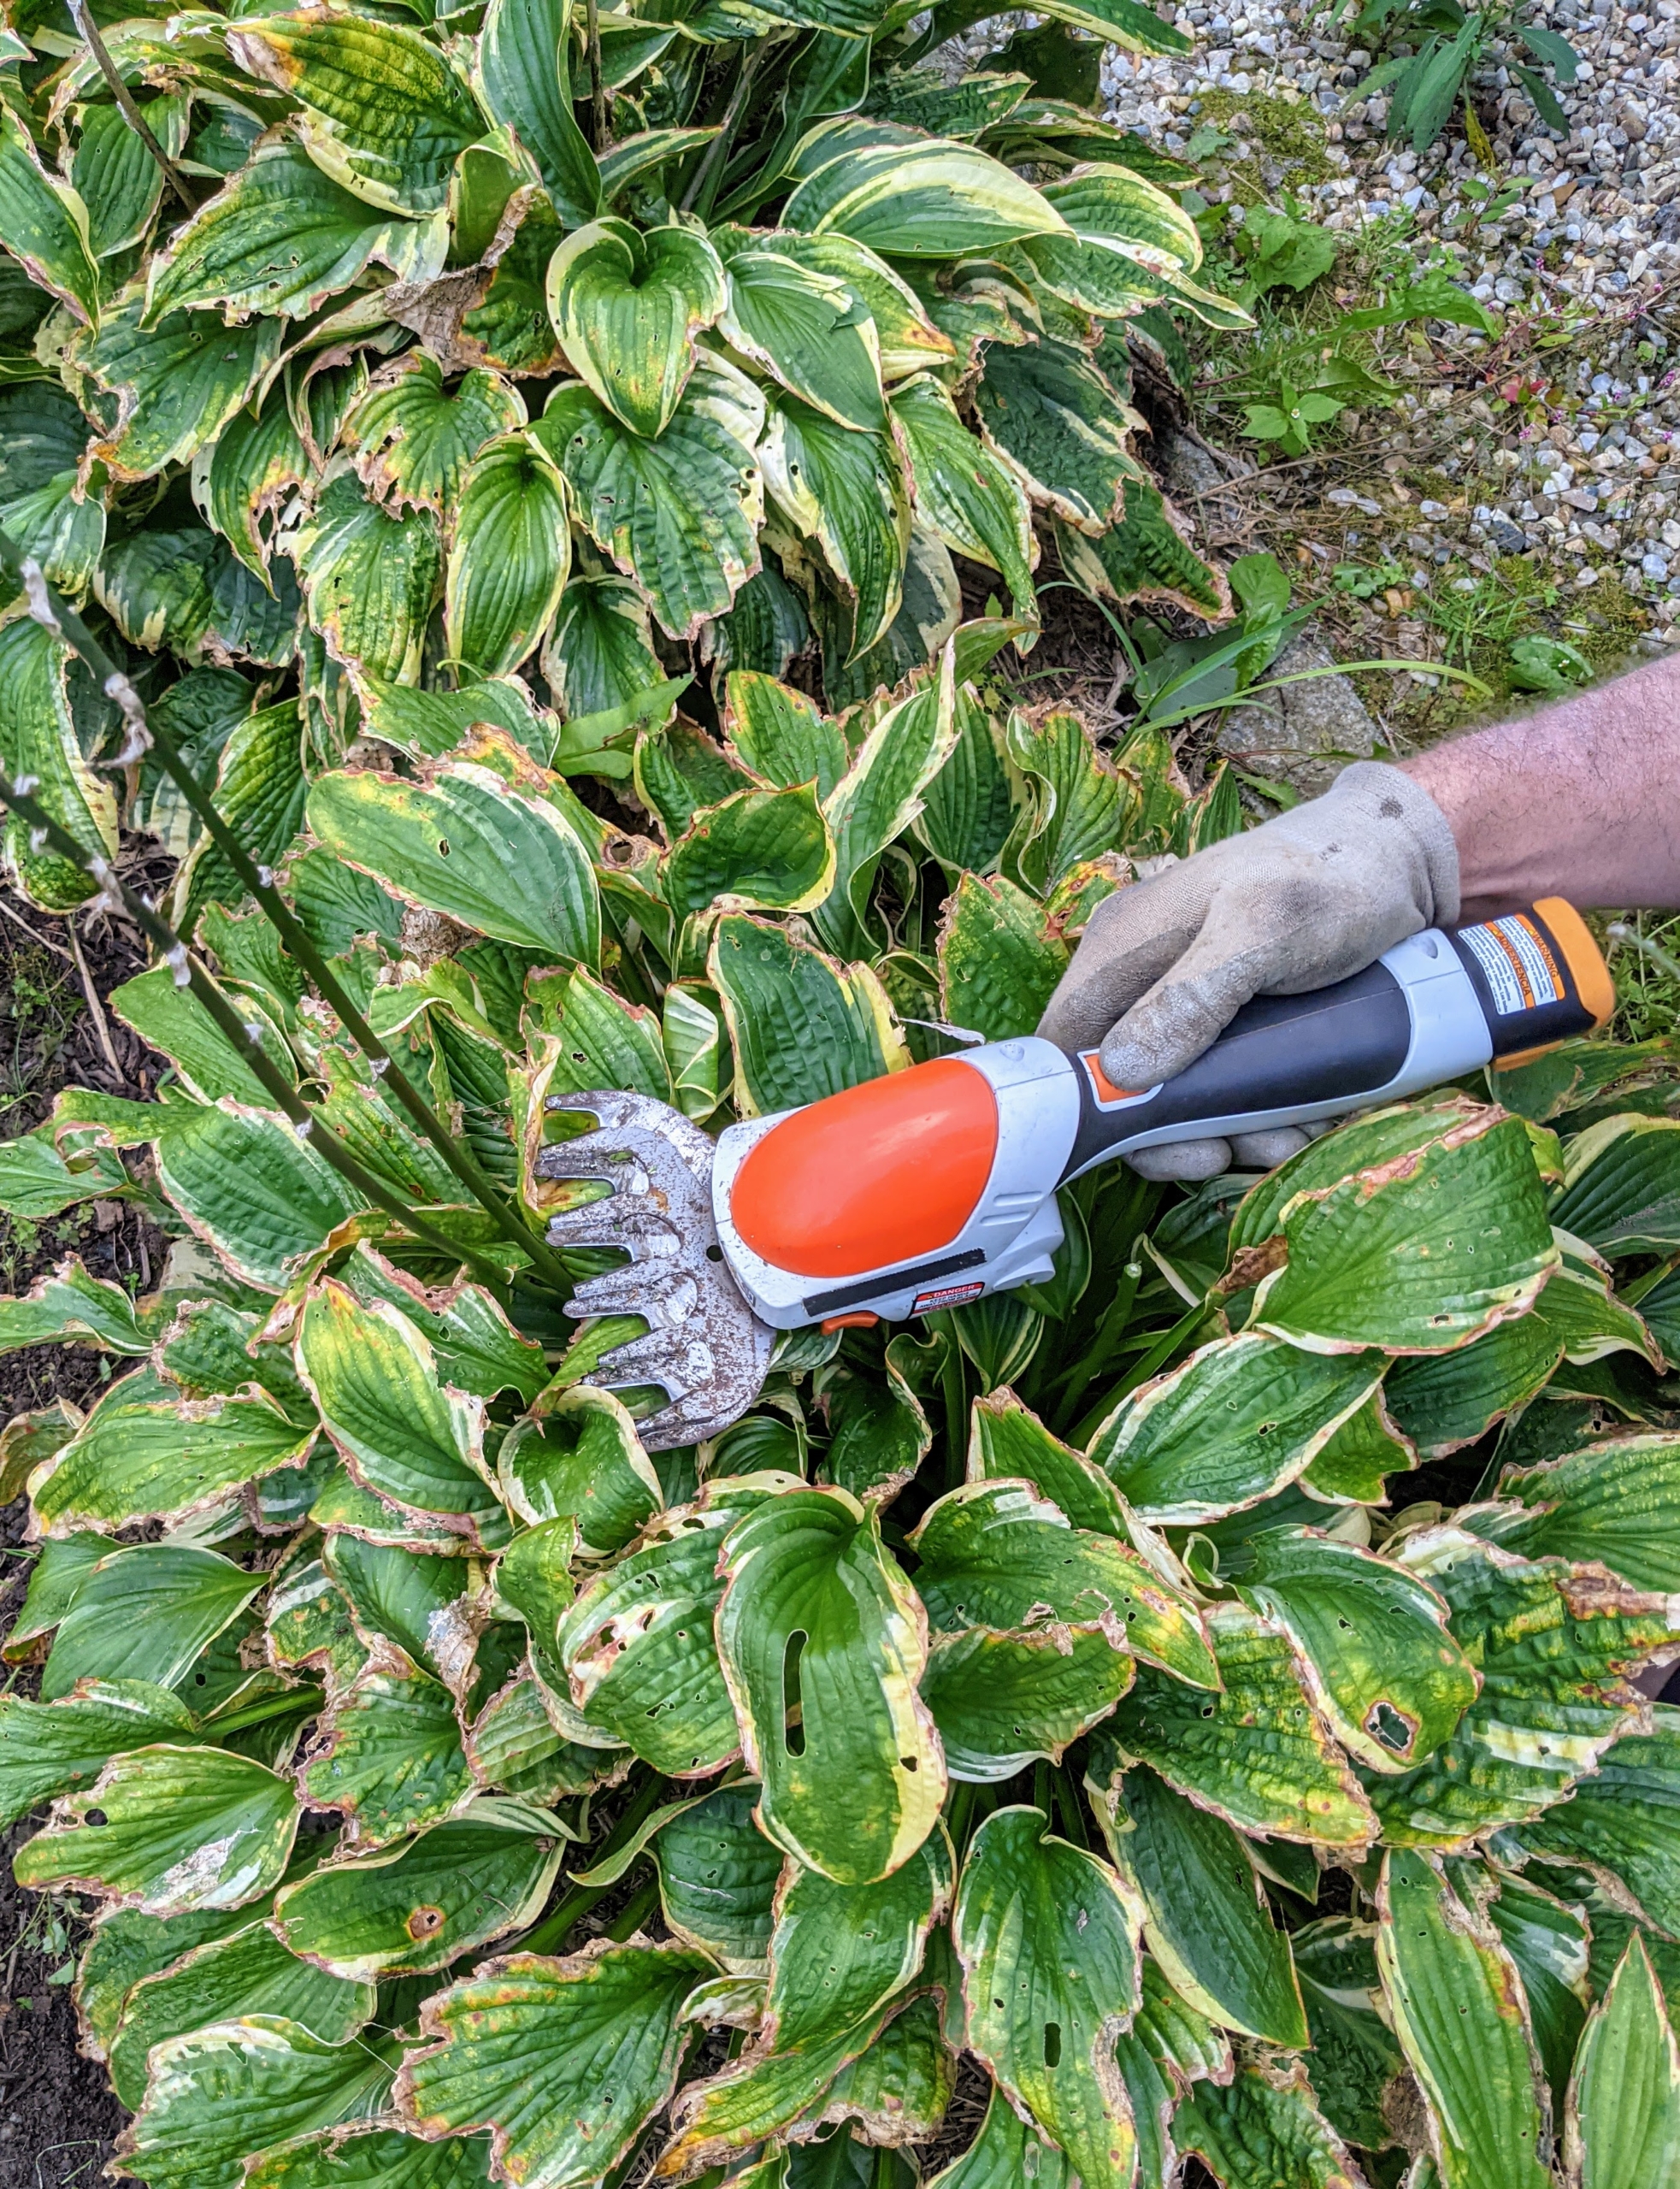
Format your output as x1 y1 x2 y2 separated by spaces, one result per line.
1060 959 1413 1180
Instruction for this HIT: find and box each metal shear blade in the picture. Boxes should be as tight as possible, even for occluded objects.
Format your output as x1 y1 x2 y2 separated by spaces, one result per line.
533 1089 773 1450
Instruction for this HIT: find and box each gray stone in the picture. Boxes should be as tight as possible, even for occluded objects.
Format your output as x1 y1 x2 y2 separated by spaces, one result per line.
1217 623 1378 799
1489 518 1531 553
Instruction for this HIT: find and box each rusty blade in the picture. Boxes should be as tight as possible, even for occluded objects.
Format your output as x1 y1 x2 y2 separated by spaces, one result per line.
533 1089 773 1450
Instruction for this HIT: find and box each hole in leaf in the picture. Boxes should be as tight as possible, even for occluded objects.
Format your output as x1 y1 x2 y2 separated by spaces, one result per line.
438 839 451 856
1367 1699 1416 1754
407 1906 445 1940
1043 2021 1061 2068
782 1628 807 1757
85 1808 108 1827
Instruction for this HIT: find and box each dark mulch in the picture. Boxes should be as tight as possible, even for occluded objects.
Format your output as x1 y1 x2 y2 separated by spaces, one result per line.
1 892 169 2189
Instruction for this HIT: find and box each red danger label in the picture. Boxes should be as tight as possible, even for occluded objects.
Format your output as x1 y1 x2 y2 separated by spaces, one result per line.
913 1281 985 1313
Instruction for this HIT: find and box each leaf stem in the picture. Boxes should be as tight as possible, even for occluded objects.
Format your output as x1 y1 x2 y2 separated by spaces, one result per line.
0 528 575 1295
0 767 517 1297
681 38 770 219
585 0 608 153
522 1769 670 1953
68 0 197 214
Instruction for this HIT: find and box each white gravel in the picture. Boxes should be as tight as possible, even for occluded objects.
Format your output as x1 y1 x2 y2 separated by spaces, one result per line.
1093 0 1680 635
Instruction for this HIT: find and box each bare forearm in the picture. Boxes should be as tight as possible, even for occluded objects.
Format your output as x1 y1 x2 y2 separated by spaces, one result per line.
1400 651 1680 919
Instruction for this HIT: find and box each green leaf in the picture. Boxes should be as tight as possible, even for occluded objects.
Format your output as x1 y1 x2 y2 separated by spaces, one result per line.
0 1681 196 1829
819 662 959 949
953 1805 1142 2188
274 1804 564 1980
40 1542 264 1702
0 105 99 323
445 432 571 677
784 137 1071 258
663 1832 953 2171
1097 1601 1377 1847
544 573 664 720
15 1744 301 1914
820 1358 932 1508
146 143 444 324
1174 2060 1363 2189
342 1245 546 1404
323 1529 475 1690
1088 1332 1382 1525
1237 1530 1477 1773
801 1990 956 2145
153 1103 362 1290
1247 1108 1559 1354
118 2017 395 2189
709 913 904 1117
547 217 727 437
72 302 281 482
1291 1917 1406 2151
1467 1432 1680 1590
1095 1765 1308 2044
1003 705 1135 894
1376 1850 1551 2189
760 393 910 664
528 966 673 1105
922 1622 1134 1782
30 1372 315 1535
478 0 602 227
536 358 763 640
228 12 486 215
1 466 104 600
1483 1867 1589 2111
109 1919 374 2110
305 759 599 959
723 671 847 802
910 1478 1216 1687
291 469 442 688
1555 1116 1680 1254
719 244 885 433
0 614 119 911
924 2083 1073 2187
654 1781 782 1973
890 375 1037 626
246 2128 494 2189
1054 474 1229 622
345 355 525 516
1567 1933 1680 2189
973 336 1135 533
716 1484 945 1883
917 688 1016 875
1369 1534 1677 1848
298 1279 507 1548
557 1480 784 1773
396 1941 711 2186
111 965 292 1109
1513 1707 1680 1935
935 870 1065 1042
174 698 309 934
303 1643 475 1846
969 1388 1129 1535
664 783 836 919
0 1254 150 1360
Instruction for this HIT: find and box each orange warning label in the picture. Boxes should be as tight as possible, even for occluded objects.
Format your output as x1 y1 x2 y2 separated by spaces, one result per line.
1460 914 1564 1017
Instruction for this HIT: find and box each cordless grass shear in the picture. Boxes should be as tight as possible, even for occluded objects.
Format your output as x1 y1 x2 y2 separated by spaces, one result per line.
532 898 1613 1449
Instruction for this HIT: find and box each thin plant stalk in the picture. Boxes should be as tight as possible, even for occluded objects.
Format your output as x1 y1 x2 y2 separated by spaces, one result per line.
0 531 575 1294
68 0 197 214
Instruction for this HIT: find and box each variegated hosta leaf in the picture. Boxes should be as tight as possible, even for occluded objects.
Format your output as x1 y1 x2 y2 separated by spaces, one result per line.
974 336 1137 533
1566 1934 1680 2189
760 391 910 664
535 358 765 640
246 2127 495 2189
938 870 1070 1043
967 1389 1129 1537
498 1381 662 1555
1466 1431 1680 1590
709 913 905 1117
716 237 886 433
659 1828 952 2174
653 1781 782 1974
107 1921 374 2110
0 103 98 322
0 614 118 911
1003 705 1135 894
117 2016 398 2189
557 1478 790 1774
302 1640 476 1846
1512 1705 1680 1934
396 1941 712 2189
952 1805 1142 2189
782 136 1072 259
926 2082 1073 2187
1376 1850 1552 2189
445 432 571 677
227 12 486 215
920 1623 1133 1783
908 1478 1216 1688
478 0 601 228
1235 1530 1479 1773
716 1484 946 1883
0 1682 196 1829
663 783 835 920
890 375 1038 630
1173 2059 1365 2189
1553 1112 1680 1254
544 571 664 718
14 1744 301 1915
345 355 526 516
304 758 600 960
273 1803 565 1979
1095 1764 1308 2045
1088 1332 1382 1526
1370 1532 1678 1847
1291 1917 1406 2153
723 670 847 802
38 1541 263 1701
1095 1601 1378 1848
289 467 441 688
547 217 728 437
146 142 445 325
817 654 958 953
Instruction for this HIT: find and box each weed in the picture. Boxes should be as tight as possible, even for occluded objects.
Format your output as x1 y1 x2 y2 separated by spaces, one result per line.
1194 87 1335 186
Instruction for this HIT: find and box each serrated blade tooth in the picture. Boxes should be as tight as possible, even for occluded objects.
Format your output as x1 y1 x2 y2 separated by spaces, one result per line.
567 1267 700 1325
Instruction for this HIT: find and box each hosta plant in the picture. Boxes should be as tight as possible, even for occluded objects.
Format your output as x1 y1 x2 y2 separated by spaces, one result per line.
0 0 1240 835
7 575 1680 2187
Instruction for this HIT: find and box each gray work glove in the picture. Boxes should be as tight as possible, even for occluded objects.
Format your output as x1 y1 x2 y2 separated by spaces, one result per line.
1037 762 1460 1182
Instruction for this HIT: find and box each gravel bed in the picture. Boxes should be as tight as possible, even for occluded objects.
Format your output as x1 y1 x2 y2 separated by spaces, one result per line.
1093 0 1680 634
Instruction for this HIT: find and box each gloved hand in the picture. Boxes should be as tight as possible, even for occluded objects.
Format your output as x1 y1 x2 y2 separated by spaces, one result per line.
1037 761 1460 1181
